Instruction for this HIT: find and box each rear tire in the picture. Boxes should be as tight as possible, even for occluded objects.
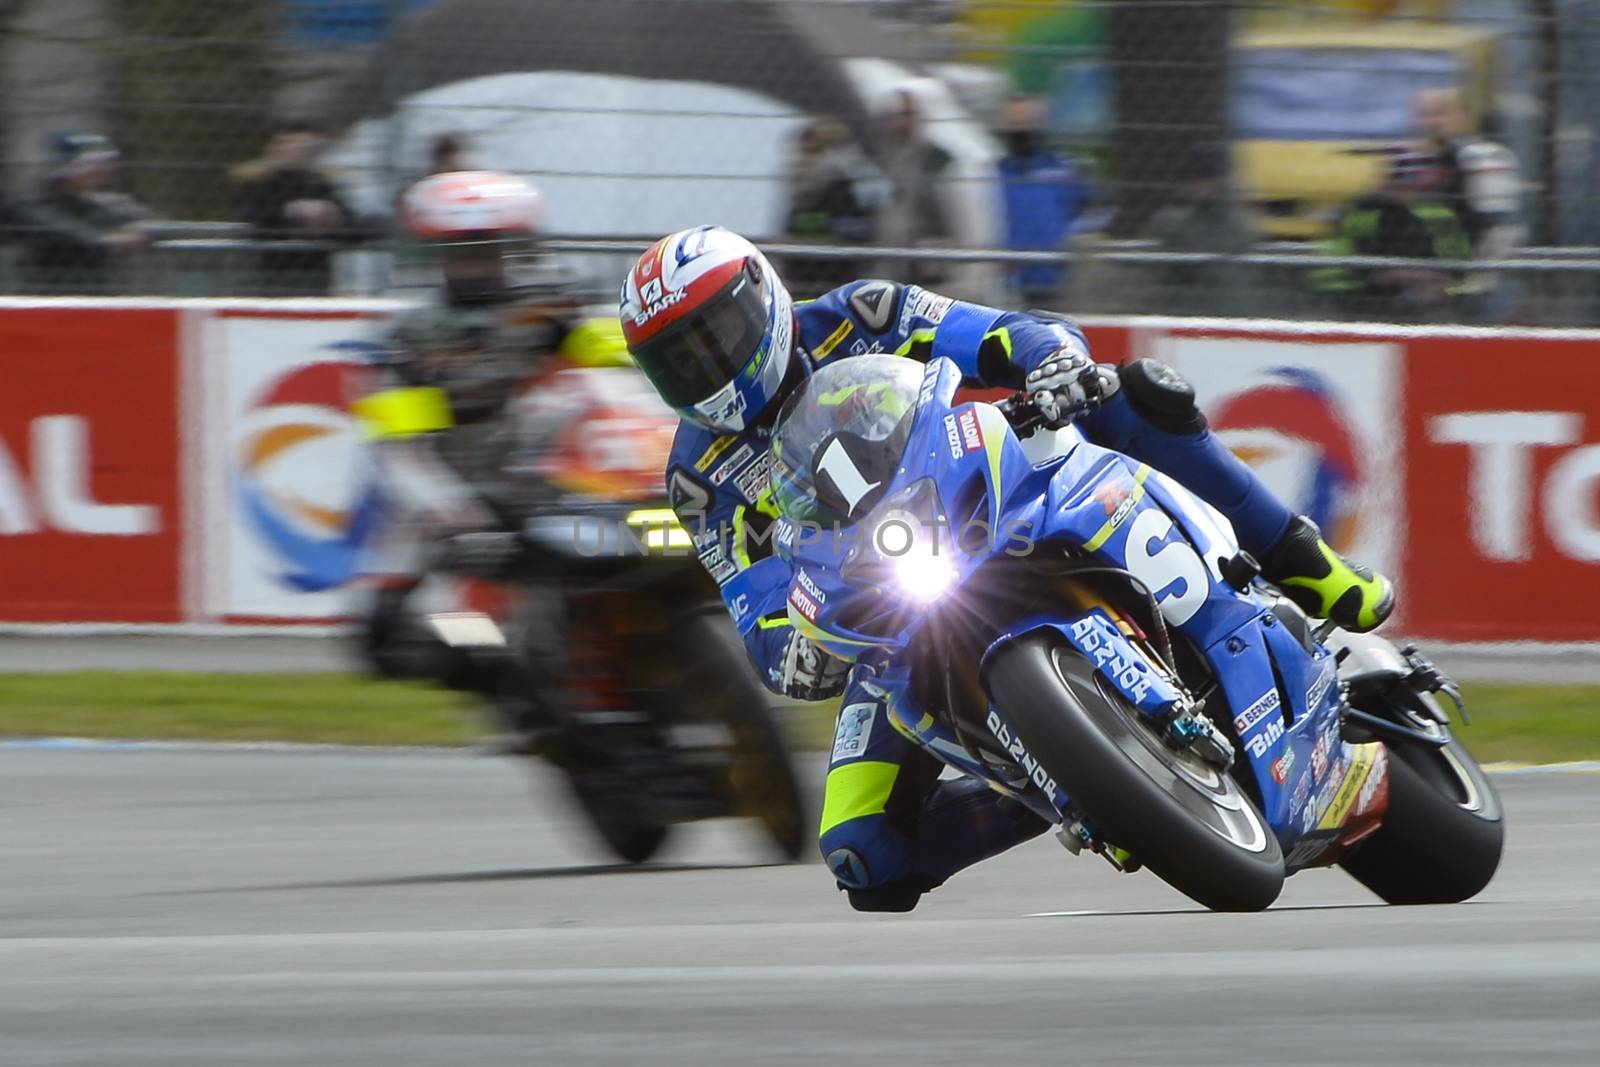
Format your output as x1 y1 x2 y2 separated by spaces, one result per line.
985 633 1284 912
676 608 807 861
1340 737 1503 904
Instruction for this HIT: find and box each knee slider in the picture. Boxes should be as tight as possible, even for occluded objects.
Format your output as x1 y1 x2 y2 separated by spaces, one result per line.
1118 359 1206 435
824 846 873 889
845 882 927 913
821 814 914 891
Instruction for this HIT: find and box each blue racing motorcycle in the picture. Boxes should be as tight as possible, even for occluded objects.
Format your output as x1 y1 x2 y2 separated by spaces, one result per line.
767 355 1503 911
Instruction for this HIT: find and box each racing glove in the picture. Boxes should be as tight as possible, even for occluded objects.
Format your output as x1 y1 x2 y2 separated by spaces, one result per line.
1024 350 1117 428
776 630 851 702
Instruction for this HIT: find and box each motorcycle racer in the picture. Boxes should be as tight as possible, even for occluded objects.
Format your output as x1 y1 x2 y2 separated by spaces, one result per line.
357 171 615 746
620 225 1394 911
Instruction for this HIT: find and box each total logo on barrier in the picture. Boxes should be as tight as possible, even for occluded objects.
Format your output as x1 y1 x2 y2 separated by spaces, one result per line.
0 416 160 536
1430 409 1600 563
1211 367 1365 551
234 344 385 592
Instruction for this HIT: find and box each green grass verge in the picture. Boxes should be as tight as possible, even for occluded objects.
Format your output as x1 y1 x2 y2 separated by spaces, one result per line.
0 672 475 748
1437 683 1600 765
0 672 1596 764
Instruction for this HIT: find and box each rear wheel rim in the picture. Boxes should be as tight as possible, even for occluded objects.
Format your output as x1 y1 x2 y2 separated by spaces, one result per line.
1052 648 1270 854
1401 701 1489 814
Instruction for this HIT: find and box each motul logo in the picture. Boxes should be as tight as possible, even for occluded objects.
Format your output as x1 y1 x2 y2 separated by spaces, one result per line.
788 585 819 622
0 416 161 535
958 408 984 452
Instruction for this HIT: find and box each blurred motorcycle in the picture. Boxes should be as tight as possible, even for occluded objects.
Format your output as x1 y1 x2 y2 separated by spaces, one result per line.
359 321 806 864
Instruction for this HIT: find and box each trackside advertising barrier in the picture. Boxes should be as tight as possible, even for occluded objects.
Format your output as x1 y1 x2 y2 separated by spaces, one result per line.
0 306 182 621
2 299 1599 644
0 299 402 626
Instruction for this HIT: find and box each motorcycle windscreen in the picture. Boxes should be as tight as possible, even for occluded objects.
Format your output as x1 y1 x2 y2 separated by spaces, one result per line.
771 355 923 526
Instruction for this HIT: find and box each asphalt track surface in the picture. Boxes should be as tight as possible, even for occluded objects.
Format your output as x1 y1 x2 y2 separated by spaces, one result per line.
2 748 1597 1066
9 632 1600 682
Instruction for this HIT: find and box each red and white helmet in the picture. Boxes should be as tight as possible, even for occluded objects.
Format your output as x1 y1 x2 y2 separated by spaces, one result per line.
620 226 794 433
400 170 544 241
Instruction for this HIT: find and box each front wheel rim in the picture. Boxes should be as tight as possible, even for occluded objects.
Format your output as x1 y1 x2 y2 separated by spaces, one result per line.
1052 648 1270 854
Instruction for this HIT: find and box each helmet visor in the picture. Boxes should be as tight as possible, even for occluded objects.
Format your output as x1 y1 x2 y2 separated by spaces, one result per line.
631 270 768 409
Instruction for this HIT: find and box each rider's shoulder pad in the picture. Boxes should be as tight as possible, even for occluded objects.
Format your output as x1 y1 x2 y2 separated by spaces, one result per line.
845 279 902 334
667 466 714 520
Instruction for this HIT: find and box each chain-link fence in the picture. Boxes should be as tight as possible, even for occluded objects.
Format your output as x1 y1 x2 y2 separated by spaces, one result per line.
1 0 1597 323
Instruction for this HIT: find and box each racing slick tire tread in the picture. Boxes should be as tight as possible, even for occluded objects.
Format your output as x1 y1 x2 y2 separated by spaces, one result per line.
985 632 1285 912
1339 737 1503 905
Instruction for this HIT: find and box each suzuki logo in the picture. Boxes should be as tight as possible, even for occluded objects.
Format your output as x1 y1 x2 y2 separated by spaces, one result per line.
0 416 160 535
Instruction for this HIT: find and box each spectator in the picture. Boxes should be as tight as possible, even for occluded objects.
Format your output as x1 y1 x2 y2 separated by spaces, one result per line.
428 133 471 176
390 134 476 226
392 133 475 220
1310 151 1472 323
995 95 1087 309
781 118 880 298
1416 88 1523 254
872 81 956 287
233 120 355 295
1415 87 1524 317
15 132 153 294
1138 143 1256 316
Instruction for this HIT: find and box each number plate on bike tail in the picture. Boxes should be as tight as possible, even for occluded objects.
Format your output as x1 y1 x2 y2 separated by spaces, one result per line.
1058 610 1182 718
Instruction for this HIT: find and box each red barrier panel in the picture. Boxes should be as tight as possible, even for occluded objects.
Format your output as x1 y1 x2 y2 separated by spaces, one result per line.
1403 334 1600 642
0 307 183 621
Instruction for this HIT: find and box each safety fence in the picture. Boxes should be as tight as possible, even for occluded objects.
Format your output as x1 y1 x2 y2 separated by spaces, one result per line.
4 296 1599 644
545 238 1600 326
3 230 1597 328
3 0 1599 320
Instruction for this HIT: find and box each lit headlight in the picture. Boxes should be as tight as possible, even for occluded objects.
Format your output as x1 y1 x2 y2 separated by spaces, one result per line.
842 478 956 601
889 543 956 599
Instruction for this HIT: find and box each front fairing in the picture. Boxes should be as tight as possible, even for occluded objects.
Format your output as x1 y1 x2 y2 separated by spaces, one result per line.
778 358 1049 661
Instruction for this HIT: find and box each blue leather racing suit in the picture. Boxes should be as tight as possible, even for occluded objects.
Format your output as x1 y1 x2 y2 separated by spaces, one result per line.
663 279 1294 909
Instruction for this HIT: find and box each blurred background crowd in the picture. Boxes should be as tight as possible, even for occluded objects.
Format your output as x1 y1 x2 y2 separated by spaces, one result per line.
0 0 1597 325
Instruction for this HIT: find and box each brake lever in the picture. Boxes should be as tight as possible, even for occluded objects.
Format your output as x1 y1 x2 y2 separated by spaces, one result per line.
1401 645 1470 724
995 391 1048 437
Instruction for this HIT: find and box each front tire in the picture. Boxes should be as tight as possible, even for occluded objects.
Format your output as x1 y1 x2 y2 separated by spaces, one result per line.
1340 737 1503 904
675 608 807 861
985 633 1284 912
566 771 672 864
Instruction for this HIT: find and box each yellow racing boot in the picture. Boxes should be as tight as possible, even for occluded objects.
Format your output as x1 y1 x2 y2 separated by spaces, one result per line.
1260 516 1395 633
